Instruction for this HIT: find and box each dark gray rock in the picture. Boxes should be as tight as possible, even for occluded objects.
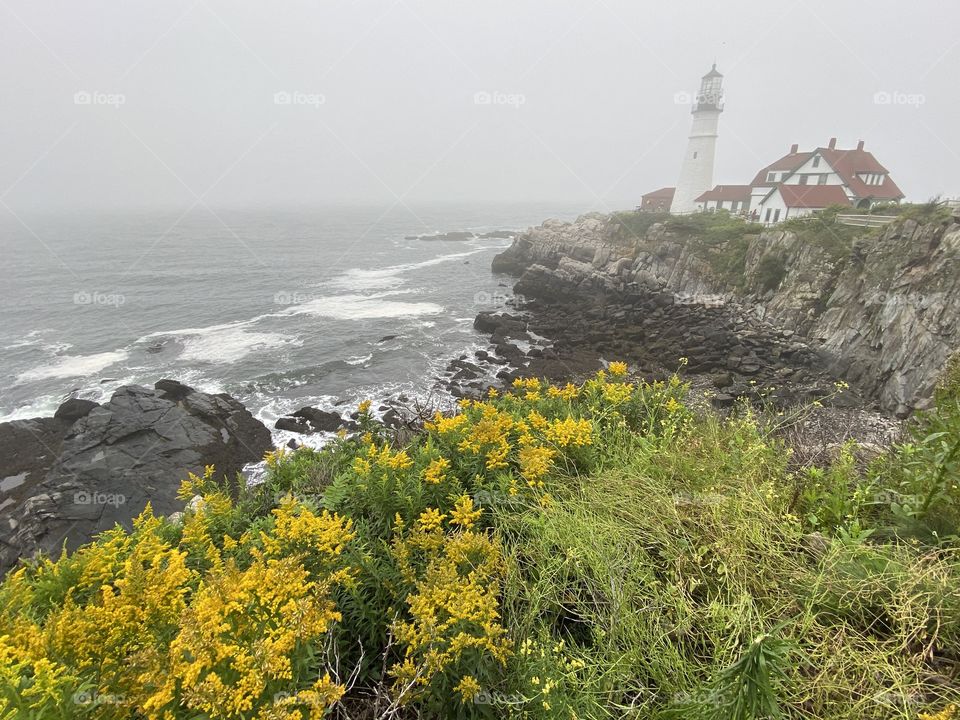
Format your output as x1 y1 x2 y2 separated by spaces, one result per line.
292 407 344 432
0 382 272 576
54 398 99 423
276 417 312 434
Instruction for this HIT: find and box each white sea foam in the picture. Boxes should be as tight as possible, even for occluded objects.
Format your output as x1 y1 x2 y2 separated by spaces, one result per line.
16 350 129 383
178 326 301 363
140 318 301 364
327 246 499 292
345 353 373 366
281 294 443 321
0 393 65 423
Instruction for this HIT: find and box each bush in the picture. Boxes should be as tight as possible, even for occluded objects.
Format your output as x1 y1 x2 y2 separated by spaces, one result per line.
756 254 788 292
1 368 959 718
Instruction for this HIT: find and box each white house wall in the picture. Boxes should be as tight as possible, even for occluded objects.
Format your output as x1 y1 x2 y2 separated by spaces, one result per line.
758 189 789 224
782 154 843 186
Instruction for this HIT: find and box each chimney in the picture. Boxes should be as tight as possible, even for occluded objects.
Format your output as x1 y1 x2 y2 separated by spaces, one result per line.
790 143 799 154
856 140 865 151
828 137 837 149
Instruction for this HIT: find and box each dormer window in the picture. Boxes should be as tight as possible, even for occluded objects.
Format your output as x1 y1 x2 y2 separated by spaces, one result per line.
812 156 821 168
767 172 777 182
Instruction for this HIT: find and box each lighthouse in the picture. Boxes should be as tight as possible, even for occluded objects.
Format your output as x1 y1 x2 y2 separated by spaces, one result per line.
670 65 724 214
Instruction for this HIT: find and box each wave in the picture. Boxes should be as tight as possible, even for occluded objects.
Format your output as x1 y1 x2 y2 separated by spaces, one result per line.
16 350 129 383
326 245 500 292
279 294 443 321
139 317 301 365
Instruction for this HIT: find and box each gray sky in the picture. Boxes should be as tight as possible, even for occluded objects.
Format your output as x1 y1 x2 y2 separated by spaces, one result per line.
1 0 957 213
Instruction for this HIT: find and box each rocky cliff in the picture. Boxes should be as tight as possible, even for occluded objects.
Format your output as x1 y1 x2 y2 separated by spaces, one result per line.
492 212 960 415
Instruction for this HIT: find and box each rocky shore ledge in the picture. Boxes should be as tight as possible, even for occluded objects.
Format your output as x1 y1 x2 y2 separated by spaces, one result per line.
0 380 271 575
448 211 959 417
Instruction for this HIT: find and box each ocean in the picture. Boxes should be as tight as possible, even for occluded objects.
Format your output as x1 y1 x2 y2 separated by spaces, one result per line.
0 203 582 447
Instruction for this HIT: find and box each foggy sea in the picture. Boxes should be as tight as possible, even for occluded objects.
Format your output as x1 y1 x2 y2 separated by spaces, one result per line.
0 203 581 446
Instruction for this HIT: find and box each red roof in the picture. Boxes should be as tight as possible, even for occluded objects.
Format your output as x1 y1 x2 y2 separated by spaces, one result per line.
751 143 904 201
642 186 675 200
774 184 851 208
695 184 752 202
750 152 812 186
817 147 904 201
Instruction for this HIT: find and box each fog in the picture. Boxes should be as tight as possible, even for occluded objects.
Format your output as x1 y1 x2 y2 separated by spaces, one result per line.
1 0 957 213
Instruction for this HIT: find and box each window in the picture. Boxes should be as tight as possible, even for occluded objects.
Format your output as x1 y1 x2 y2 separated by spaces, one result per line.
764 208 772 222
799 175 808 185
693 151 698 159
812 156 821 168
818 174 828 185
773 209 781 223
767 172 777 182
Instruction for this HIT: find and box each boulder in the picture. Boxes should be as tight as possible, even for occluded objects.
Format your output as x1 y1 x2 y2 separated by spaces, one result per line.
276 417 312 434
53 398 99 423
292 407 345 432
0 382 272 576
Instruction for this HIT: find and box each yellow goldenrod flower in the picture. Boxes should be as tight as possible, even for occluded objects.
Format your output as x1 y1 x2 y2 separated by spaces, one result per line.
450 495 483 529
423 456 451 484
608 361 628 377
454 675 481 702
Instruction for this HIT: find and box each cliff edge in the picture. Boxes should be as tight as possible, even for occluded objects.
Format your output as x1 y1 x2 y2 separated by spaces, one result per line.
493 210 960 415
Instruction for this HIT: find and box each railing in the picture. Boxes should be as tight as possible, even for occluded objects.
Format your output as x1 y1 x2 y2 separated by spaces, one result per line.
835 214 898 228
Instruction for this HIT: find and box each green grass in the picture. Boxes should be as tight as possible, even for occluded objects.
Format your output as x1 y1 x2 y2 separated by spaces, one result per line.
2 372 960 719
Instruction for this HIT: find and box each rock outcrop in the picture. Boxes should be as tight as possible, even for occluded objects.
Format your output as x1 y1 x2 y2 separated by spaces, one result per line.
0 380 272 575
492 213 960 415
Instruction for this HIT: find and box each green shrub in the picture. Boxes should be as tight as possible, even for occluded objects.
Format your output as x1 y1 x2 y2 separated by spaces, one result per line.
1 369 959 718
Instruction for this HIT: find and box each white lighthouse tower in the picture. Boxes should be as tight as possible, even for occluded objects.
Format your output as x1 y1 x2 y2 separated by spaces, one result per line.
670 64 724 214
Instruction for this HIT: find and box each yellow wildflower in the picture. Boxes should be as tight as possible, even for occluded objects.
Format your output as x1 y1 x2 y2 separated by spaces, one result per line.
519 445 555 483
423 456 450 484
608 361 628 377
545 417 593 447
450 495 483 529
455 675 481 702
417 508 446 532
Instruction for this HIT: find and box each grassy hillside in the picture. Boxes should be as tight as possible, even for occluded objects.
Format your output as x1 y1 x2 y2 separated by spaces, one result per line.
2 365 959 719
